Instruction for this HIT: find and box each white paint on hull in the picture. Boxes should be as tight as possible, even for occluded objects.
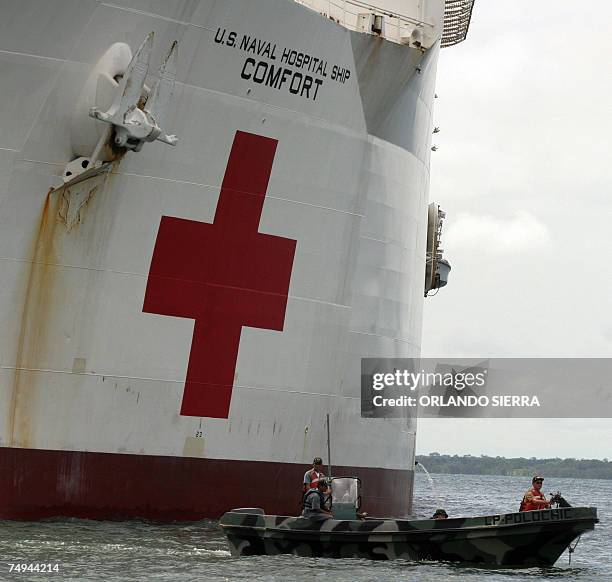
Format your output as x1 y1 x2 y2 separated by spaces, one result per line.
0 0 443 474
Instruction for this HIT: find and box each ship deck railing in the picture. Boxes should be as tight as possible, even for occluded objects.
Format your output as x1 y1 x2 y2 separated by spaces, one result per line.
295 0 474 48
295 0 435 46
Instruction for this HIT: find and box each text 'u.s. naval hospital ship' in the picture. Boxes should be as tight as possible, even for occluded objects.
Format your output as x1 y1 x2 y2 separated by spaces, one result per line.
0 0 472 519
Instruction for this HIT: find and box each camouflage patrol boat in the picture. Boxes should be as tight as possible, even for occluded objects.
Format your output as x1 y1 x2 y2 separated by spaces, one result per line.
220 478 598 567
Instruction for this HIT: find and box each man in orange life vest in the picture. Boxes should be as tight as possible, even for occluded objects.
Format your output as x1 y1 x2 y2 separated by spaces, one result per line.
303 457 326 493
520 475 550 511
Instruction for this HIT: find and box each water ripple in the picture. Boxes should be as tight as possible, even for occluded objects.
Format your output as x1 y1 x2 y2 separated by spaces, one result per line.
0 475 609 581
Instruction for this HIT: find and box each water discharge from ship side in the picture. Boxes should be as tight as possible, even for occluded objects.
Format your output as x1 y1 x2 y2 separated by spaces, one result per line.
415 460 445 509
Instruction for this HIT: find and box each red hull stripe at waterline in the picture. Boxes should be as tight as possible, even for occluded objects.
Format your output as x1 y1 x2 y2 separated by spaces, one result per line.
0 447 413 520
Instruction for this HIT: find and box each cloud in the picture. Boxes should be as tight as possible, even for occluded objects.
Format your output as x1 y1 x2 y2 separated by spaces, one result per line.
444 211 552 255
421 1 612 458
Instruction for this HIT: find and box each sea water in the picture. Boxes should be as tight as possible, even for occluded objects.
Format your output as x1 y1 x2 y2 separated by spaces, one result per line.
1 474 609 581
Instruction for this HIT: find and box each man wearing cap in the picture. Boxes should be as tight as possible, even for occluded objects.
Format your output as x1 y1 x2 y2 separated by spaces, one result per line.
303 457 326 493
432 508 448 520
520 476 550 511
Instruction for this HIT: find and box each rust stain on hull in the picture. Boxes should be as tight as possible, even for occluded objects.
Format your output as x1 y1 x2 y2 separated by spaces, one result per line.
8 161 121 448
9 189 61 447
59 184 98 231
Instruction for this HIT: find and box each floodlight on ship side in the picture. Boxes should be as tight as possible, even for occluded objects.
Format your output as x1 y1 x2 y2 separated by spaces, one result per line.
425 203 451 296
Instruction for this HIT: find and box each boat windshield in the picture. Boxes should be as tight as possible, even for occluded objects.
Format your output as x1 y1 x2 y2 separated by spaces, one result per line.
331 478 359 506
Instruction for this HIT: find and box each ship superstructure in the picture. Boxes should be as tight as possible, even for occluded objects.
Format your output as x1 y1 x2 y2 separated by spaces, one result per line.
0 0 471 519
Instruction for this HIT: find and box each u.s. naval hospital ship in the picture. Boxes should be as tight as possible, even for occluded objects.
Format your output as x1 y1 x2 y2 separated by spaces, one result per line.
0 0 472 519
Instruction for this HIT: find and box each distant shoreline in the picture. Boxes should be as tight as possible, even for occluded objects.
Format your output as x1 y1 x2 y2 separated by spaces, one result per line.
415 453 612 480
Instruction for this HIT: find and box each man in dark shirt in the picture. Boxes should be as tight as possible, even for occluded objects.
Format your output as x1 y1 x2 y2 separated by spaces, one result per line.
302 479 332 521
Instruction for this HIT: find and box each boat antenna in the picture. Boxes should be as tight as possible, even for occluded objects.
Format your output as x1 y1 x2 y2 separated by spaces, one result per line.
326 413 332 480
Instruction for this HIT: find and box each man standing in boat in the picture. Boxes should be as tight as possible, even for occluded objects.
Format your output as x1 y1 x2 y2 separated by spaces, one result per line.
520 475 550 511
303 457 326 492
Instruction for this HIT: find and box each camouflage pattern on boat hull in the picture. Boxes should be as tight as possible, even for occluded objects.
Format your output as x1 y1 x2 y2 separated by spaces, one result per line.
219 507 598 567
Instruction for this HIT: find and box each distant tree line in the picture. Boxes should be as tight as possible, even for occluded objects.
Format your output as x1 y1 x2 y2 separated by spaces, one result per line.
415 453 612 480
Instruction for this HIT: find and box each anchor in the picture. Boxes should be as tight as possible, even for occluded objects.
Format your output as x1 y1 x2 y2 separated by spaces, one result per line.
60 33 178 189
89 32 178 152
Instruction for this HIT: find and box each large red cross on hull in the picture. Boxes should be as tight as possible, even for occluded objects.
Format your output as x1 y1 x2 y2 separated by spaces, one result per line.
143 131 297 418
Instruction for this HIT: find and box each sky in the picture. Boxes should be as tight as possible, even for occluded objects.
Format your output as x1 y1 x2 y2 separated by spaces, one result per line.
417 0 612 459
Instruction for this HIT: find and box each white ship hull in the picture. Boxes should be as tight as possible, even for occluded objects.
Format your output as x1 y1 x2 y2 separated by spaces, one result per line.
0 0 450 519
